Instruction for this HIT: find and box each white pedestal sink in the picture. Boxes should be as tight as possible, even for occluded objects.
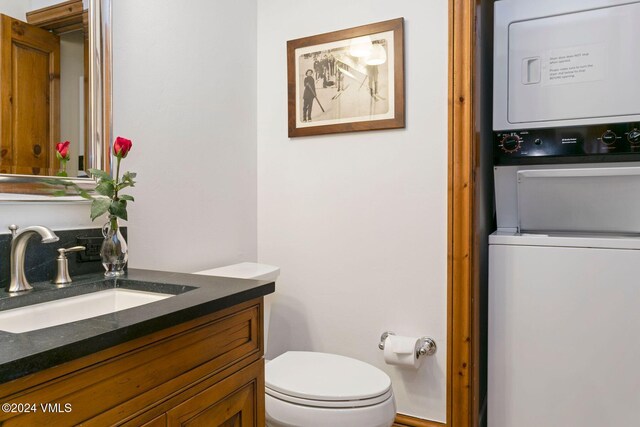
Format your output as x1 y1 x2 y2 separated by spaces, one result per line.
0 289 172 333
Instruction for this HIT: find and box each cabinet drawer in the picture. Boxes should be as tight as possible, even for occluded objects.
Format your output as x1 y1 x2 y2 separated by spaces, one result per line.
166 359 265 427
0 299 263 426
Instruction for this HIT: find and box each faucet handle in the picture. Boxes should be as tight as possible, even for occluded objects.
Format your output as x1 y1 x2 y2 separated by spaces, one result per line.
8 224 18 238
57 246 86 256
53 246 86 286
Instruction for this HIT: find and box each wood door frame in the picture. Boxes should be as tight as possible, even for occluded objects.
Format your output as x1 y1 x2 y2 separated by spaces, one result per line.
447 0 476 426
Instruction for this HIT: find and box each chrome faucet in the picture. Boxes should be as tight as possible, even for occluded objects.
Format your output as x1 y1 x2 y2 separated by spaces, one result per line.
6 225 59 293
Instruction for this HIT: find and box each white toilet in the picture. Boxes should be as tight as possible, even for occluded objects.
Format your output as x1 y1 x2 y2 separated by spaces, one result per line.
195 262 396 427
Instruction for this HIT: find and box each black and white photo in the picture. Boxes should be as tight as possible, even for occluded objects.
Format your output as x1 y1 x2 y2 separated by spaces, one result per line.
287 19 405 137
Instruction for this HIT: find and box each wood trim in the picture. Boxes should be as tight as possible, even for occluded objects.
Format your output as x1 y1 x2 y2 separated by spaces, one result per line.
395 413 447 427
26 0 85 34
99 0 114 176
448 0 476 426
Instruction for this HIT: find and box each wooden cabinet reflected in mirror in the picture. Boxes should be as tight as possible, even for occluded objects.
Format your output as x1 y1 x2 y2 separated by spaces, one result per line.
0 0 88 177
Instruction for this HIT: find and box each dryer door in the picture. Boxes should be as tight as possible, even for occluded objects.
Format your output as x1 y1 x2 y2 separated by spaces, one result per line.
508 3 640 126
494 0 640 131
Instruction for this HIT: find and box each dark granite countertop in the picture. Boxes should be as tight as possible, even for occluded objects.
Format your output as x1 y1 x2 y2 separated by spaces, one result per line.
0 268 275 384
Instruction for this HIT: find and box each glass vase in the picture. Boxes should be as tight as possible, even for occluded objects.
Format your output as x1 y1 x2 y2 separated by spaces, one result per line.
101 215 128 277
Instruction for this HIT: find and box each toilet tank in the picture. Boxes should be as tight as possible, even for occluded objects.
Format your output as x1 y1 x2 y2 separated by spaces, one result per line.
195 262 280 282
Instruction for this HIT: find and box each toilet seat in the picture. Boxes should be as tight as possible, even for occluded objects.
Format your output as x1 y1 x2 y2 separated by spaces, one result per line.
266 386 393 408
265 351 392 408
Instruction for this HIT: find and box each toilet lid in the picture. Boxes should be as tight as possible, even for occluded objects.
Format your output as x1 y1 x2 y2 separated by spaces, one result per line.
194 262 280 281
265 352 392 407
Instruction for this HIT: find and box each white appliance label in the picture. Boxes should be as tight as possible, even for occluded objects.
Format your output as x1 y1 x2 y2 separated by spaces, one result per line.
543 44 606 86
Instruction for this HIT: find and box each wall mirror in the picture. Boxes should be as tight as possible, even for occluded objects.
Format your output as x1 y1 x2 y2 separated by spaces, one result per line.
0 0 111 199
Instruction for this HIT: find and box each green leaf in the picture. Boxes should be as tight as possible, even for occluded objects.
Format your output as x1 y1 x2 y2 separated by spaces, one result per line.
95 181 115 198
78 189 93 200
121 172 136 188
116 182 132 192
109 200 128 221
119 194 134 202
37 177 95 200
40 177 72 187
89 168 111 180
90 198 111 221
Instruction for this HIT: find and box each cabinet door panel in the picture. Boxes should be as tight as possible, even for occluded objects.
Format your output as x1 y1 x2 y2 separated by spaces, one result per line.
141 413 167 427
0 14 59 175
167 360 264 427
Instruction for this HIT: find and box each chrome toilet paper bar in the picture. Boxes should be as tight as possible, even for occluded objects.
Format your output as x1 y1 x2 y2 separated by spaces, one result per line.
378 331 437 358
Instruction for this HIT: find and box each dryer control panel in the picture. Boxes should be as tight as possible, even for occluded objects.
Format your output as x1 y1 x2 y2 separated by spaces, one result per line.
494 123 640 165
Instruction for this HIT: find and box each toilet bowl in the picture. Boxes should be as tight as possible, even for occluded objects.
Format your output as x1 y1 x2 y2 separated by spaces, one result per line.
265 351 396 427
194 263 396 427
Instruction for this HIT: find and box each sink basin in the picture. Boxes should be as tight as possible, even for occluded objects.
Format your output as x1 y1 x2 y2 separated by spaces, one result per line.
0 288 172 333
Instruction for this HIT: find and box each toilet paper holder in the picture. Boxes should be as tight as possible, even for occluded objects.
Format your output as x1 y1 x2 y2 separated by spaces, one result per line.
378 331 437 358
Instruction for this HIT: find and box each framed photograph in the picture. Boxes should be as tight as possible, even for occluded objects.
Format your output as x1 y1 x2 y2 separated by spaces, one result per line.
287 18 405 137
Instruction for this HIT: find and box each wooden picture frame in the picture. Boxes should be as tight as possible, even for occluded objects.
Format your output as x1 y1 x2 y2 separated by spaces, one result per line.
287 18 405 137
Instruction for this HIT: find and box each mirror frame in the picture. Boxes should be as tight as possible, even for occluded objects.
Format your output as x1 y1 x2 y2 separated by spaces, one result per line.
0 0 112 201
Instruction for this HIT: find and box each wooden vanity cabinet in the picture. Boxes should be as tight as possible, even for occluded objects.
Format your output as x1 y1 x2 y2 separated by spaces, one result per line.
0 298 266 426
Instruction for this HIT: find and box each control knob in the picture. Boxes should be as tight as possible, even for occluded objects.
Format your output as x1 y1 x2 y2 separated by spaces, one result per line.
500 134 522 153
601 131 617 145
628 129 640 145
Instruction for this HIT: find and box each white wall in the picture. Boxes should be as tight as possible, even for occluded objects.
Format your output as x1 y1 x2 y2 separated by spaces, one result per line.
28 0 67 10
112 0 258 273
257 0 449 422
27 1 89 11
0 0 28 20
60 31 85 176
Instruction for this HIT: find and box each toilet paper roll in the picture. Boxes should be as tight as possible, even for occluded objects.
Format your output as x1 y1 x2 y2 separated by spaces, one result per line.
383 335 422 369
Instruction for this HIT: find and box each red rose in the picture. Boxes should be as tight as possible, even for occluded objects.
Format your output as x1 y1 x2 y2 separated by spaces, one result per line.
56 141 70 159
113 136 133 158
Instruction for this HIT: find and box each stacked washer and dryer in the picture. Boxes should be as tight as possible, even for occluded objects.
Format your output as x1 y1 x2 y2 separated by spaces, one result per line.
489 1 640 426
